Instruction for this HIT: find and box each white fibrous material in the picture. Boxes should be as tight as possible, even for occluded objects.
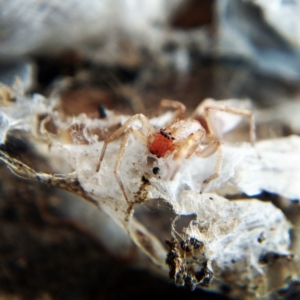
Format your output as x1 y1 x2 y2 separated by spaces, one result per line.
0 89 298 299
232 136 300 200
0 83 51 143
166 192 293 296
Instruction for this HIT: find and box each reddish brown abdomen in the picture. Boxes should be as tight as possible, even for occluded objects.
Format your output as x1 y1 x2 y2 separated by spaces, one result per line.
149 133 174 158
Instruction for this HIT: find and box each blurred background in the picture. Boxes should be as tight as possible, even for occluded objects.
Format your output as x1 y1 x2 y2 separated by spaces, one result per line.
1 0 300 299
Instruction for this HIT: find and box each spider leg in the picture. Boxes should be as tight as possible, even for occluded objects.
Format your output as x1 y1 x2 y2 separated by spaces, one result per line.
206 104 255 145
196 141 223 191
96 113 153 172
192 98 256 145
170 129 206 180
114 127 148 202
158 99 186 121
192 99 256 190
96 114 154 202
191 98 215 118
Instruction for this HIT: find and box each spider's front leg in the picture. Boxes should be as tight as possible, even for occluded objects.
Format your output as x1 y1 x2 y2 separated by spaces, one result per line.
96 114 154 202
170 131 223 192
169 129 206 180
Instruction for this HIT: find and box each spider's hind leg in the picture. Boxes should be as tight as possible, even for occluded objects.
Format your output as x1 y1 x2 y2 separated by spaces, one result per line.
192 98 256 145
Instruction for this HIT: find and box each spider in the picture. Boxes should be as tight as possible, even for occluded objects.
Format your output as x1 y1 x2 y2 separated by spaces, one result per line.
96 99 255 202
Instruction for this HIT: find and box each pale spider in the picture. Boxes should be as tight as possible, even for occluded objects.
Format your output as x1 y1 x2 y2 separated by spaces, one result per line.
96 99 255 202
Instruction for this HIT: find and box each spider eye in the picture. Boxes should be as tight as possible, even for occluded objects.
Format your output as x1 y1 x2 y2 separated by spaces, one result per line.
152 166 160 175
